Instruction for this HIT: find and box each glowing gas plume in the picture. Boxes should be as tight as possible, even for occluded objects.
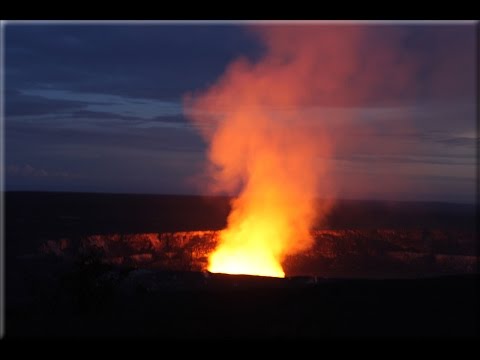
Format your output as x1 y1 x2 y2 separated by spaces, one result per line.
185 25 418 277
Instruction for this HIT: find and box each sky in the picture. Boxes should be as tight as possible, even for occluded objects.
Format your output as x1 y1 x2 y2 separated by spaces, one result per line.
4 22 477 203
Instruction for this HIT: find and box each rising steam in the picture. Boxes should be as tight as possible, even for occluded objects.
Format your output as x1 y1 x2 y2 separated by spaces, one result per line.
184 24 418 277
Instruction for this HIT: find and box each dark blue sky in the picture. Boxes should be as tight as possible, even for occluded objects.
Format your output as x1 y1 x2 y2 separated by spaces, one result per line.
4 22 477 203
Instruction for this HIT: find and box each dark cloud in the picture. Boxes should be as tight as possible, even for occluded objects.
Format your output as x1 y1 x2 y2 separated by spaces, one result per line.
6 163 71 178
340 154 475 166
70 111 190 126
149 115 187 123
434 136 478 148
5 24 264 101
6 118 206 155
4 23 476 201
70 109 141 121
5 89 90 116
7 24 474 106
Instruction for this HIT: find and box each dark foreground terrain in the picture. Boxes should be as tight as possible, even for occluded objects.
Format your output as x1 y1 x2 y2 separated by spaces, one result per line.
4 192 479 338
7 270 479 337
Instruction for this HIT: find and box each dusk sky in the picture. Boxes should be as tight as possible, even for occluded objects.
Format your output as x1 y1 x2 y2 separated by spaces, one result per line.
4 22 477 203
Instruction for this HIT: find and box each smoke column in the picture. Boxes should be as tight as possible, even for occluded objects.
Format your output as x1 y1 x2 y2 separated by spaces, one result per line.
184 24 418 277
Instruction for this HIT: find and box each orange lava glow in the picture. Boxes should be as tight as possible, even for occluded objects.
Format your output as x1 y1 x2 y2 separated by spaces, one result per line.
184 26 350 277
184 23 421 277
205 144 322 278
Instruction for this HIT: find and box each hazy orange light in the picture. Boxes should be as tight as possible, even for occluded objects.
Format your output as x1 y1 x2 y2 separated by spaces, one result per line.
185 25 417 277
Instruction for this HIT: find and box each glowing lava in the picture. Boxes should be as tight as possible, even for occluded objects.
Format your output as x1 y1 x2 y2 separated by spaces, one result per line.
184 25 371 278
209 246 285 278
207 208 290 277
204 147 321 278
